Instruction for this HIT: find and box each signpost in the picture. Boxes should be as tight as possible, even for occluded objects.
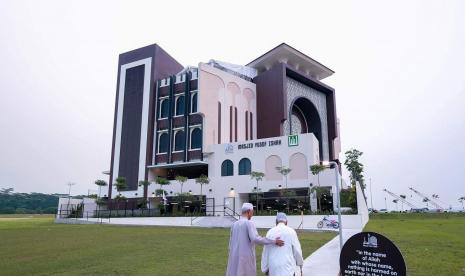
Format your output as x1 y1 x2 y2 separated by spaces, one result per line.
339 232 406 276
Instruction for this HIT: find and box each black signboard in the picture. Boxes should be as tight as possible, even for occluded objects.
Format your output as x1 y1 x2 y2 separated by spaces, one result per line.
339 232 406 276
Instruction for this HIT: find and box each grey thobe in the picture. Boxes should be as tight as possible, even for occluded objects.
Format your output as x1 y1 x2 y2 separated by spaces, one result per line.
226 217 275 276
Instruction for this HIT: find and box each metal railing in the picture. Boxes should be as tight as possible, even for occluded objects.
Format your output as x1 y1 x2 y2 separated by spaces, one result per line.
224 206 240 220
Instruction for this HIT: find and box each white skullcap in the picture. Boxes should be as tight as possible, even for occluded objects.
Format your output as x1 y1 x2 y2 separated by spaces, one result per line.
241 203 254 213
276 212 287 222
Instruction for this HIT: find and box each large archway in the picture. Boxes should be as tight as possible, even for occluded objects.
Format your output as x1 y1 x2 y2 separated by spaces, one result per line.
289 97 323 159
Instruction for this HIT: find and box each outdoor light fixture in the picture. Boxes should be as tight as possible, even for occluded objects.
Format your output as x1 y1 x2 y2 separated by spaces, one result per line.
321 160 331 167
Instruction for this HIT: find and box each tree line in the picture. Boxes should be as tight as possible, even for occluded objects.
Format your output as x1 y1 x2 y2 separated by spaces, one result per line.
0 188 60 214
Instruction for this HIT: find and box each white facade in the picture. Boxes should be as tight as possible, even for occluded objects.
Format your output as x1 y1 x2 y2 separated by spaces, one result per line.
144 133 341 215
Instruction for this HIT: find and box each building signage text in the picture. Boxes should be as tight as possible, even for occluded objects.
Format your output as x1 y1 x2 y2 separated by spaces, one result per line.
237 139 282 150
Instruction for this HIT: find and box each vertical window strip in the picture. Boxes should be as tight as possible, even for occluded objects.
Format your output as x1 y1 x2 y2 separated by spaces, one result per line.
245 111 248 141
218 102 221 144
249 112 253 140
229 106 232 143
234 107 238 142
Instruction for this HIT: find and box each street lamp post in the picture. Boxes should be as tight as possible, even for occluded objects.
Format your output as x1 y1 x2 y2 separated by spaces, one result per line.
322 161 343 252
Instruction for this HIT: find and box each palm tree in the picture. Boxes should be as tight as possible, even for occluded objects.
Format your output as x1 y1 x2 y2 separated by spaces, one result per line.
94 179 107 199
175 176 188 195
138 180 152 200
250 171 265 211
195 174 210 201
155 177 170 196
114 177 127 196
310 164 326 211
275 166 292 191
459 197 465 209
399 194 406 212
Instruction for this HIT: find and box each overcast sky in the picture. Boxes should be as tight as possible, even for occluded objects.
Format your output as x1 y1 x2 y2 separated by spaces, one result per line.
1 0 464 210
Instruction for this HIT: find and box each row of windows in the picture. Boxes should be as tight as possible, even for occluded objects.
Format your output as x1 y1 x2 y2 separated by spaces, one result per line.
221 158 251 176
159 92 198 119
157 127 202 153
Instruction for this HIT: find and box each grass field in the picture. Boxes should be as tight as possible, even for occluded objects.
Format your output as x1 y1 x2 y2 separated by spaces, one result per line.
0 215 335 275
364 213 465 276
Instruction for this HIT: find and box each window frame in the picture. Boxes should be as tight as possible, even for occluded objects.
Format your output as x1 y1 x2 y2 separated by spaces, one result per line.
238 158 252 175
189 126 202 150
158 97 169 119
157 131 169 154
190 90 198 114
174 95 185 117
173 129 185 152
221 159 234 177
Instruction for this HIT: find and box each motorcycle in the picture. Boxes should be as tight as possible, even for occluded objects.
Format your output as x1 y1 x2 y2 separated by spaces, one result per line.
317 215 339 229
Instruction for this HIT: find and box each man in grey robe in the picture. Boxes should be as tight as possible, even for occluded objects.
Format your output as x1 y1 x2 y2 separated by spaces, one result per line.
226 203 285 276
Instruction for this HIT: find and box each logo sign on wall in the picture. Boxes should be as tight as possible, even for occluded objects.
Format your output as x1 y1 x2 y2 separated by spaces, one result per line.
339 232 406 276
224 144 234 154
288 135 299 147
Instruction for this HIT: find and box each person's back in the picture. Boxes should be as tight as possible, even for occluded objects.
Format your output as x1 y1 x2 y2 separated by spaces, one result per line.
227 203 284 276
261 214 303 276
227 217 256 275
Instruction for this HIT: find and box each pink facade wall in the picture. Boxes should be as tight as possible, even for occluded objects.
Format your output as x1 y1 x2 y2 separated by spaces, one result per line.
198 63 257 151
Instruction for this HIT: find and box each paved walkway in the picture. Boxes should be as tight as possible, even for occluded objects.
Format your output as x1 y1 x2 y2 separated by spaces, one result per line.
297 229 362 276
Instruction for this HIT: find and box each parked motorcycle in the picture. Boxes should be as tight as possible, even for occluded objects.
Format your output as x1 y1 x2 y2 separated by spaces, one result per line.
317 215 339 229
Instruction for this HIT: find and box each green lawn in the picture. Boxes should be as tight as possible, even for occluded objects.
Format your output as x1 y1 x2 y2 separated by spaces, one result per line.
0 216 335 275
364 213 465 276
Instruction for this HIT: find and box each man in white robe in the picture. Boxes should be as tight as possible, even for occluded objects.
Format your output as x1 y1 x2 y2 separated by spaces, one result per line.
226 203 284 276
261 213 304 276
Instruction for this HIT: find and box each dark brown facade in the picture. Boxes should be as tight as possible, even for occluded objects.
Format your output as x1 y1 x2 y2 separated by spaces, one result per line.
153 73 203 167
109 44 183 198
254 63 339 161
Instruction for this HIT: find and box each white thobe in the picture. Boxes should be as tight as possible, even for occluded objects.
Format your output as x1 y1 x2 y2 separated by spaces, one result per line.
261 223 304 276
226 217 275 276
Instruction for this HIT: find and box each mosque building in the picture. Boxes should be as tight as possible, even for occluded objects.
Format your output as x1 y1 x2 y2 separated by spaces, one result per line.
108 43 343 215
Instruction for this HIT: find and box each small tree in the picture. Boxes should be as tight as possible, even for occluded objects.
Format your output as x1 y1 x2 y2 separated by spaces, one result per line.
94 179 107 199
138 180 152 199
250 171 265 211
344 148 367 201
114 177 127 196
459 197 465 209
310 164 326 212
195 174 210 202
175 176 188 195
115 194 127 203
275 166 292 191
155 177 170 197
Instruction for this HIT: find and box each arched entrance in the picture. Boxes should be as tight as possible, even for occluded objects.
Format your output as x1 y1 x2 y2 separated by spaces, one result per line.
289 97 323 159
